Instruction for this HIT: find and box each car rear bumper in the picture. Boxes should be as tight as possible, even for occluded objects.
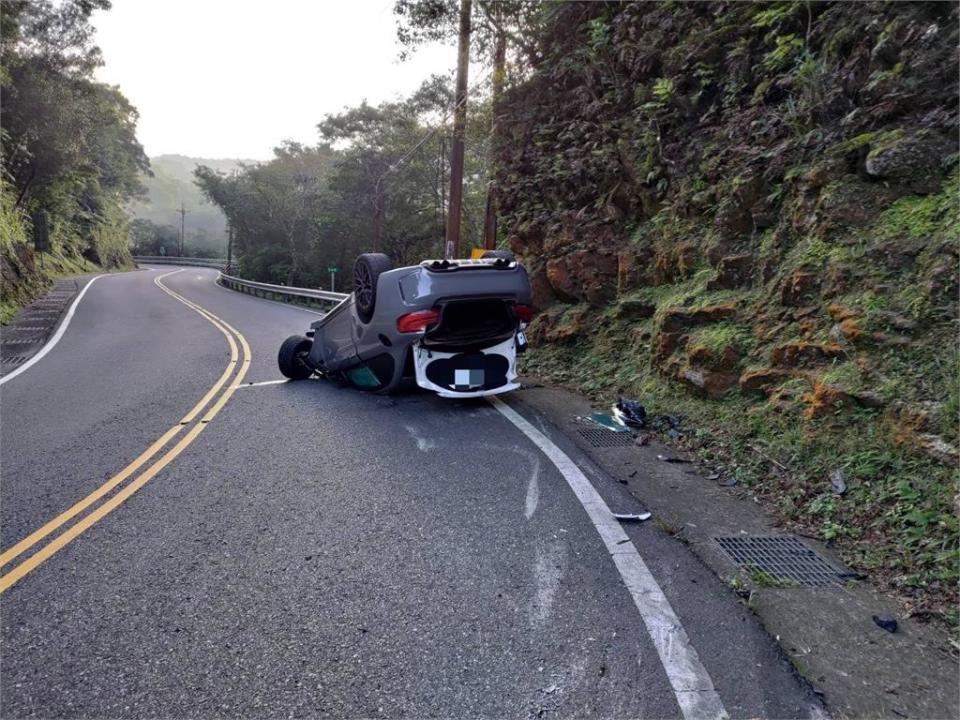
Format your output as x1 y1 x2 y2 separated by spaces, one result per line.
412 336 520 398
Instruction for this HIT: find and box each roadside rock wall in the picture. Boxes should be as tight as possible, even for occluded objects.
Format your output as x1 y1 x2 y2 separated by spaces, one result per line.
496 1 959 612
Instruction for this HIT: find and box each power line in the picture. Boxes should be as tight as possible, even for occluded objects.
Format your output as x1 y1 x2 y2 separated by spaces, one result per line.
372 64 496 252
376 64 496 188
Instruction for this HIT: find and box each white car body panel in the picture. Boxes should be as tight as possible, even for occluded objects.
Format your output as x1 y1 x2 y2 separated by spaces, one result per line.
412 336 520 399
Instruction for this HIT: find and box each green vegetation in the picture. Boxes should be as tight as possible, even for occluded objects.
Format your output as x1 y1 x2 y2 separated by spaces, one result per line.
193 85 494 288
874 172 960 242
746 563 800 589
518 170 959 617
503 1 958 621
1 0 146 321
689 323 755 356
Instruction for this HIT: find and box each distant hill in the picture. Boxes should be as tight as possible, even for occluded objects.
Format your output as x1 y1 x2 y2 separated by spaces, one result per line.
127 154 259 254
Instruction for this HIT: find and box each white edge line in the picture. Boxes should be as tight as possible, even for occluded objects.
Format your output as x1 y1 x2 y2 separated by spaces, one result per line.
0 275 104 387
232 379 290 389
488 396 728 720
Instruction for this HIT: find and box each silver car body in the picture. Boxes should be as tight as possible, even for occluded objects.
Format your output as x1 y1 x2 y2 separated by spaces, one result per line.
305 258 533 396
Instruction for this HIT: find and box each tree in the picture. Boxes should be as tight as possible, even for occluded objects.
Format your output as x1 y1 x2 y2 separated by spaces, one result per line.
393 0 544 69
318 81 480 266
1 0 149 269
195 143 339 286
129 218 179 256
393 0 548 250
193 78 493 286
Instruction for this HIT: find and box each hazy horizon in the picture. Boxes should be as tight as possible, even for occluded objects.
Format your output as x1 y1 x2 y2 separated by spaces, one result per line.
93 0 458 160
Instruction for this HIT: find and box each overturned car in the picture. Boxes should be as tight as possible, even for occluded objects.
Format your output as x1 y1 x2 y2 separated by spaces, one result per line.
277 251 533 397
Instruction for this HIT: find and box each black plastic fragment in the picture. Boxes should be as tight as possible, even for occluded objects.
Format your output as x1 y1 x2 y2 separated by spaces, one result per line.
872 614 898 633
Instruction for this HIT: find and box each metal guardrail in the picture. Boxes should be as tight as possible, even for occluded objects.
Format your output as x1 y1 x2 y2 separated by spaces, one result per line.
133 256 227 268
134 256 348 308
218 272 348 307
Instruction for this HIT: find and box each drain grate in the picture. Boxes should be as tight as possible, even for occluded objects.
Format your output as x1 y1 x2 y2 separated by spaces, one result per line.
715 535 852 587
1 355 27 366
576 425 635 448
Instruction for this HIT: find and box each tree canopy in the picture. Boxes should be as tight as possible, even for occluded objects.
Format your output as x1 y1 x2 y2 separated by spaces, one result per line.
1 0 149 266
194 76 493 289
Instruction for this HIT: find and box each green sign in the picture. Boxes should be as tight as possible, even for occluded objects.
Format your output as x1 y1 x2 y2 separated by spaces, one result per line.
32 210 51 252
328 266 338 273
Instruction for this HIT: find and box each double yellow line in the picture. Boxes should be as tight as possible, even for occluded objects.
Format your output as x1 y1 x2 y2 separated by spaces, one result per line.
0 269 251 592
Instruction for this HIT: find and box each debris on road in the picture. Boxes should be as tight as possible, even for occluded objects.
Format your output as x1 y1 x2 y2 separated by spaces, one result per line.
584 412 631 432
613 511 652 522
612 397 646 428
717 475 738 487
634 432 651 446
649 414 683 436
657 454 691 464
873 614 898 633
830 468 848 494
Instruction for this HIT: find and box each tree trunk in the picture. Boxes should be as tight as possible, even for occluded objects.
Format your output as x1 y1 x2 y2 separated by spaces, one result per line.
482 20 507 251
445 0 472 259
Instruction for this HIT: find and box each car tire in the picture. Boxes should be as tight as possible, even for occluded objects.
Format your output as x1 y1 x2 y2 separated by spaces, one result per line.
278 335 313 380
354 253 393 323
481 249 515 262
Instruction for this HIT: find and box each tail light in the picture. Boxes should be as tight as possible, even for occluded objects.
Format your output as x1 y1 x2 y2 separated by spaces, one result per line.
513 304 535 323
396 309 441 333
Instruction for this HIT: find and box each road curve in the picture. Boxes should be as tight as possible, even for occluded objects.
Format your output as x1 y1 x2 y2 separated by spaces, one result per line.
1 267 820 718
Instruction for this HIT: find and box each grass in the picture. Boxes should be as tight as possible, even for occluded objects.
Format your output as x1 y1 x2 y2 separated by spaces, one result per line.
796 235 858 267
746 563 800 589
874 171 959 242
818 360 864 391
688 322 755 355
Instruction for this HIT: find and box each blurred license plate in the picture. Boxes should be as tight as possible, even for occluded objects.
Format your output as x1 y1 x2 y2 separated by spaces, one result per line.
453 368 484 390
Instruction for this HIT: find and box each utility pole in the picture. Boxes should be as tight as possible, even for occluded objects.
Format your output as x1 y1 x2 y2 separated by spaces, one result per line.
178 202 187 257
439 135 447 255
445 0 471 260
482 17 507 251
226 222 233 272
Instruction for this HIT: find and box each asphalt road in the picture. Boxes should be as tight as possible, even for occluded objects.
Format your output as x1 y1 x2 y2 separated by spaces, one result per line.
1 267 822 719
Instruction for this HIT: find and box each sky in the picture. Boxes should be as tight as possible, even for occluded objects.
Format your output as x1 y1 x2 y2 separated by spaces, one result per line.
92 0 457 160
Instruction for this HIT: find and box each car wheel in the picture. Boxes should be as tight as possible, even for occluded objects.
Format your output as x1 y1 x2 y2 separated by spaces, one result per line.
278 335 313 380
481 249 515 262
353 253 393 323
